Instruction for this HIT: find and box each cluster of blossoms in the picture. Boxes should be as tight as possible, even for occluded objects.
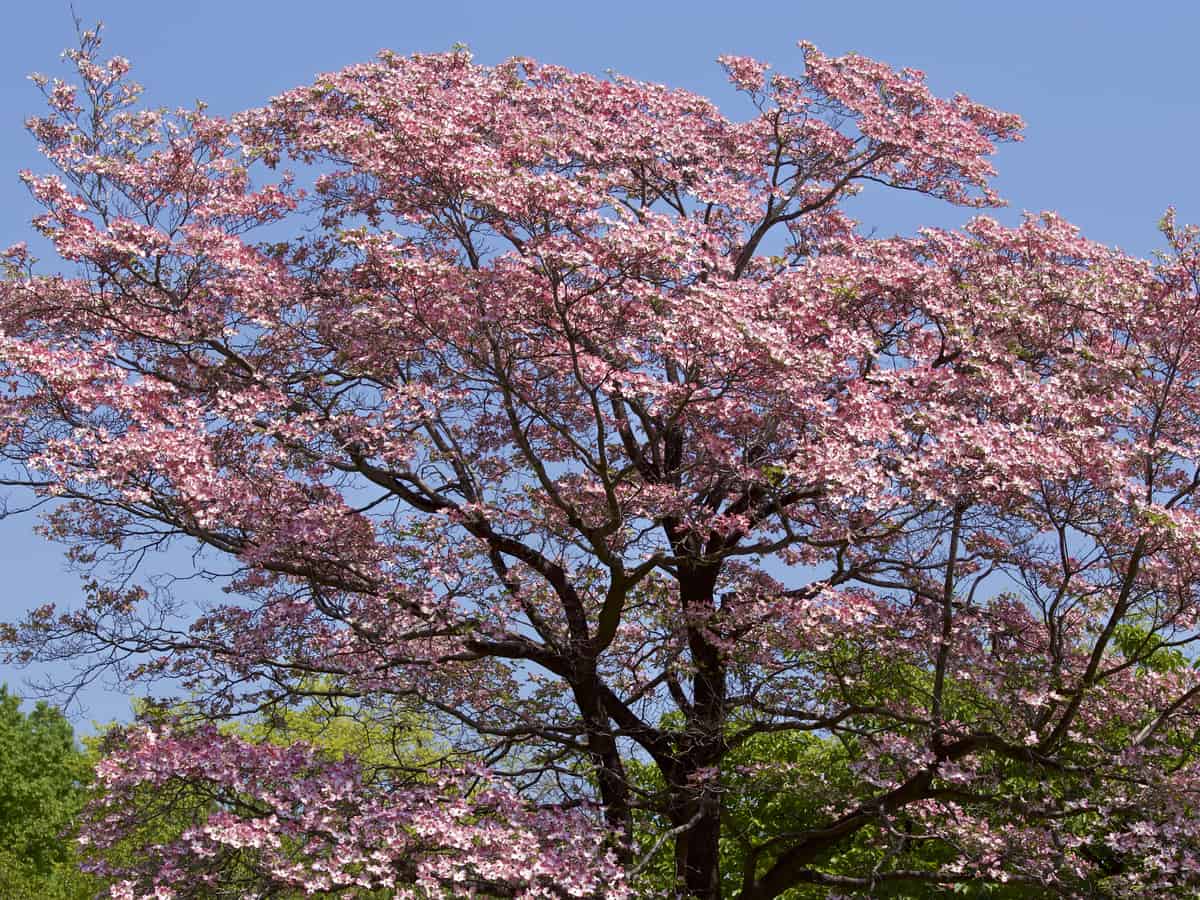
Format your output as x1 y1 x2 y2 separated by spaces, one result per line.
86 726 626 898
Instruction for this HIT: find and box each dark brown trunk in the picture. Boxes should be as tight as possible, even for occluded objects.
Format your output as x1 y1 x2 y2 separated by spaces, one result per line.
671 563 726 898
674 788 722 899
571 681 634 863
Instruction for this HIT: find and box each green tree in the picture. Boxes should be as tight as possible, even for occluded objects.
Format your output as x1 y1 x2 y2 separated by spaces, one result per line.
0 685 97 900
232 689 445 773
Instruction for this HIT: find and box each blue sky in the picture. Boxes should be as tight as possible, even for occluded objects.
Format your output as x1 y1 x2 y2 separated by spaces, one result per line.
1 0 1198 722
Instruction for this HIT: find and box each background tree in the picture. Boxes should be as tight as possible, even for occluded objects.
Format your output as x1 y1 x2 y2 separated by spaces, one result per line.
5 23 1200 899
0 685 96 900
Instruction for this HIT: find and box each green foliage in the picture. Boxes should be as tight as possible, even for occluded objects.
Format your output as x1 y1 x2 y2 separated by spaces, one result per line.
629 723 1057 898
234 691 445 773
1112 621 1189 673
625 719 857 898
0 685 97 899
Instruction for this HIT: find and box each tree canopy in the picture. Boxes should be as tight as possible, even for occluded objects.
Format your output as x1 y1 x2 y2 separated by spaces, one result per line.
4 24 1200 899
0 685 95 899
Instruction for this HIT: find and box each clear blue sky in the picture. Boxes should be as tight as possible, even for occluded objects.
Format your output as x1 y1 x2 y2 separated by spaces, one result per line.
1 0 1198 722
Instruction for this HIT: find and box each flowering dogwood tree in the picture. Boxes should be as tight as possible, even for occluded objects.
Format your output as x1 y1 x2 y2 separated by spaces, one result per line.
5 25 1200 899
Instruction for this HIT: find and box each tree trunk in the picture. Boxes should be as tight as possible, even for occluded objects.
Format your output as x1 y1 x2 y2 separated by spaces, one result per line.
672 563 727 898
571 681 634 863
673 787 722 899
